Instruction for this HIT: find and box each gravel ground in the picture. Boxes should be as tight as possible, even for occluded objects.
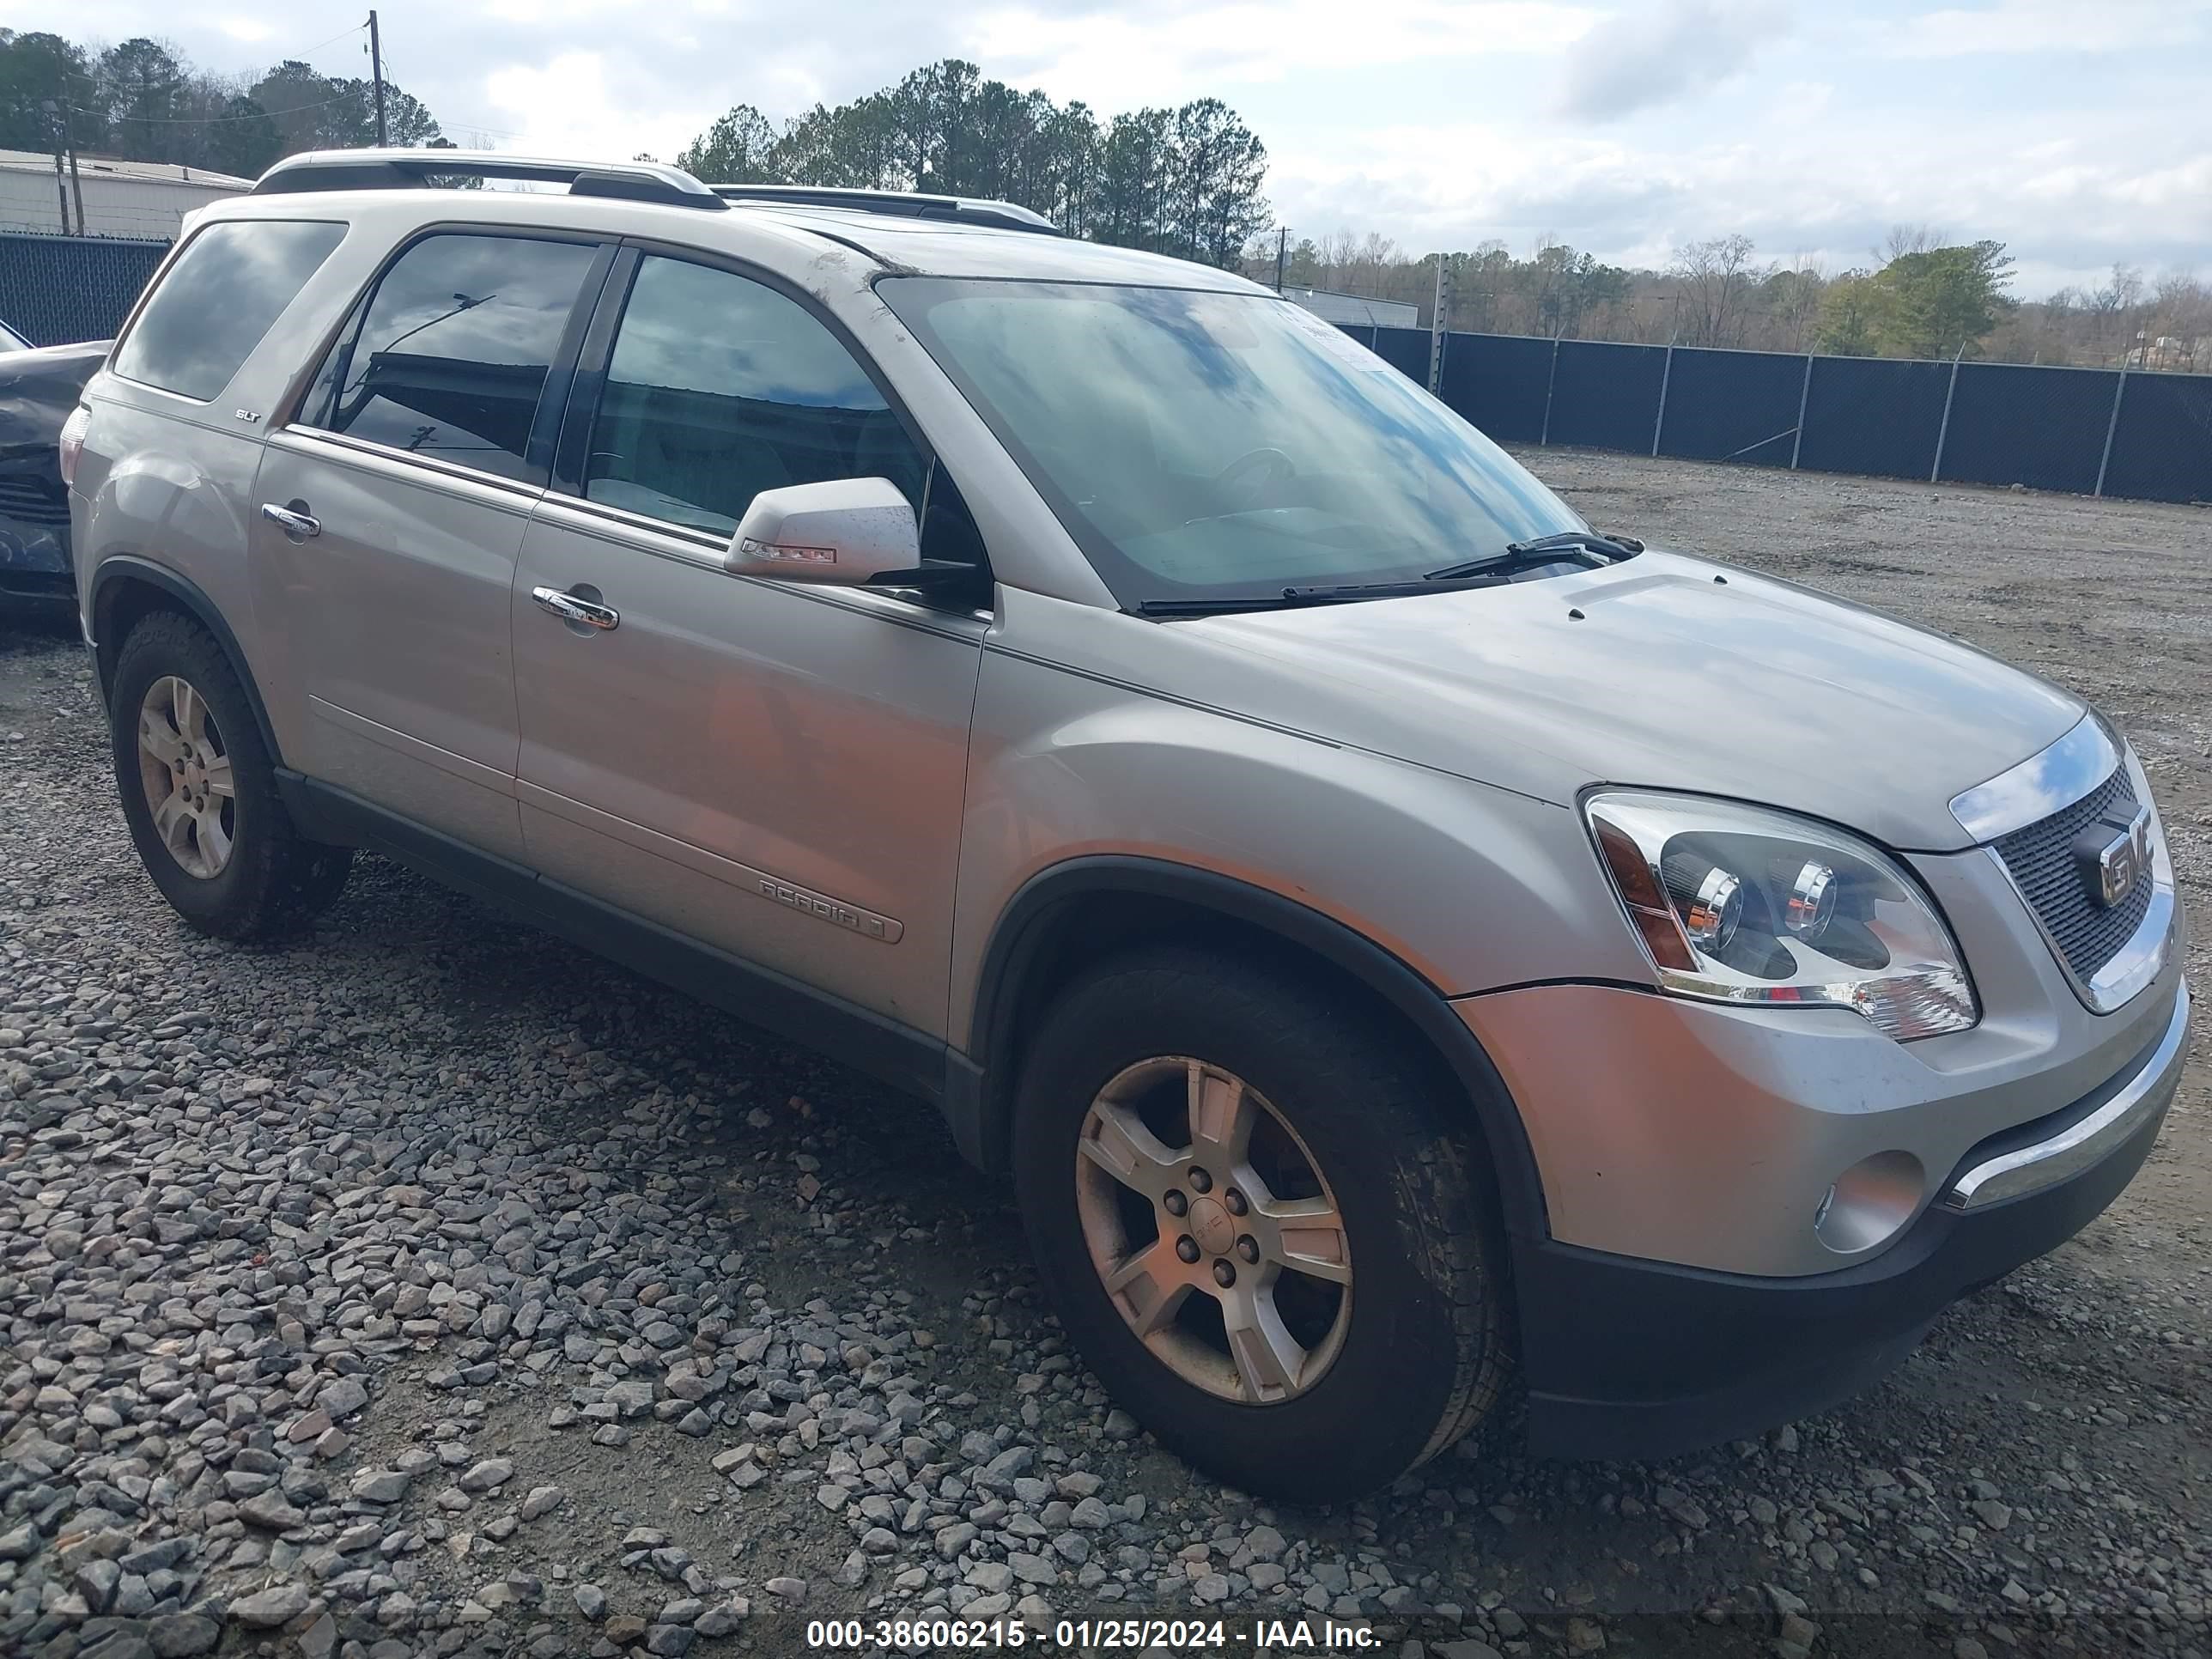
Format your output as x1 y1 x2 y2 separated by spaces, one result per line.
3 449 2209 1659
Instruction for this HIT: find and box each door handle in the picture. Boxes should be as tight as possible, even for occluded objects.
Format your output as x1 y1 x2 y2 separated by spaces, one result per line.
532 586 619 630
259 501 319 538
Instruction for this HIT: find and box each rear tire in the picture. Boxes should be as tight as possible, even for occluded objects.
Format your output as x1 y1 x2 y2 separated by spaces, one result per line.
109 611 352 939
1013 946 1508 1503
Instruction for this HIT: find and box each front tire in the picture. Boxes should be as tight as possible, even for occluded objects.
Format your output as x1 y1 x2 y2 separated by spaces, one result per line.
109 611 352 939
1013 947 1509 1503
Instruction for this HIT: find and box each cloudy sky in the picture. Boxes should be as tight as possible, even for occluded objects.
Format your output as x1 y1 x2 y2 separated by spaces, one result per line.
28 0 2212 295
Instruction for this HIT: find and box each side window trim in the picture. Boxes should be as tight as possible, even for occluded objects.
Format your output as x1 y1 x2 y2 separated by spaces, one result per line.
544 237 995 610
549 237 939 501
286 222 612 490
526 241 621 484
550 245 641 496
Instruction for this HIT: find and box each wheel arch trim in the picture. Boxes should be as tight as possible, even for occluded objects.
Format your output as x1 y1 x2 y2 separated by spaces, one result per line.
88 555 285 769
963 854 1551 1243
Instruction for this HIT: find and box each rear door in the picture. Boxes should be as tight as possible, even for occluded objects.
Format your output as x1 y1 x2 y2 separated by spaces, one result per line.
249 228 609 859
509 246 988 1036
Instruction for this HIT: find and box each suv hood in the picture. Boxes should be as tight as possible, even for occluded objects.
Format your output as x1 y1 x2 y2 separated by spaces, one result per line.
1169 551 2082 853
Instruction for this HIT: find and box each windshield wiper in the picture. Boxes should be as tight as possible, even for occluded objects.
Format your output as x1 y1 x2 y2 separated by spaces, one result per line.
1139 574 1501 616
1136 595 1305 616
1134 530 1646 617
1423 529 1643 582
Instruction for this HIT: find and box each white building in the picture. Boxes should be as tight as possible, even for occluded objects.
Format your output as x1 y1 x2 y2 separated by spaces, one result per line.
0 150 253 241
1280 287 1420 329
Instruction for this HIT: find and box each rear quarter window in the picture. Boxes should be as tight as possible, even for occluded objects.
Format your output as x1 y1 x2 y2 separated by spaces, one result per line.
112 220 348 403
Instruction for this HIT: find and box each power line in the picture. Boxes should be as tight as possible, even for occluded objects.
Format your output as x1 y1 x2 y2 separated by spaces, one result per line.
290 21 372 59
67 94 356 127
371 45 530 141
67 21 371 131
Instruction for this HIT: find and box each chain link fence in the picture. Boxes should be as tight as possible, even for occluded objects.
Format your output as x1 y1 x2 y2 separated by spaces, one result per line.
0 232 169 348
1360 325 2212 507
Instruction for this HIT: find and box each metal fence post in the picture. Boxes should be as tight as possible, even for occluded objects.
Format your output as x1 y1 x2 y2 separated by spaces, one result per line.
1540 337 1561 446
1930 349 1964 483
2094 370 2127 498
1651 343 1674 457
1428 258 1450 397
1790 354 1814 470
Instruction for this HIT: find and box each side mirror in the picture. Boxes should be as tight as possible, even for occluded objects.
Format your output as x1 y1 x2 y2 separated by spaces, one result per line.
726 477 921 586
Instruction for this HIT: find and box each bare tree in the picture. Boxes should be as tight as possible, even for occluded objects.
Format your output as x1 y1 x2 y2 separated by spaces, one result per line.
1766 252 1826 352
1669 234 1771 347
1877 223 1942 263
1318 230 1359 289
1352 231 1400 296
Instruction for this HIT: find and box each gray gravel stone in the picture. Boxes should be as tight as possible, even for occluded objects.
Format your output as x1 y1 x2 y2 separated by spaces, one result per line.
231 1582 312 1627
0 588 2204 1659
145 1613 222 1657
459 1457 516 1492
519 1484 565 1521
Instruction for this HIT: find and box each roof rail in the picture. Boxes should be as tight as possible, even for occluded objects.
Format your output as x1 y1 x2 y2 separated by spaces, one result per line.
708 184 1058 235
252 149 728 211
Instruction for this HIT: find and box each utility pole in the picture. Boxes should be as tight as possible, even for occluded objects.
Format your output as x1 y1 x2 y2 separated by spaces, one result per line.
68 145 86 239
369 11 389 146
1273 227 1287 294
46 102 71 235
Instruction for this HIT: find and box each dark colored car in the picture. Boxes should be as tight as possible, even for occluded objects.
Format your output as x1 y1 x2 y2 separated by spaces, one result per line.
2 321 109 615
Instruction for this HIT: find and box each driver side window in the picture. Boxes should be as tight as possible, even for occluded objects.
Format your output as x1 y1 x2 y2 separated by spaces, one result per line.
583 256 931 538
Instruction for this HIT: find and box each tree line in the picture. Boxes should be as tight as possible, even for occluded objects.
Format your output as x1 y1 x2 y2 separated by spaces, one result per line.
7 27 2200 370
0 28 445 182
1244 227 2212 373
677 61 1270 269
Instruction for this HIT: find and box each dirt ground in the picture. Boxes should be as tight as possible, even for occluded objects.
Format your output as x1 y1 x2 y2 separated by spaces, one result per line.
3 447 2208 1659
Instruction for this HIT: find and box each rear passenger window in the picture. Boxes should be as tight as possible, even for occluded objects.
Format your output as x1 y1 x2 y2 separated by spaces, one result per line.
582 255 927 535
113 220 345 402
301 233 598 483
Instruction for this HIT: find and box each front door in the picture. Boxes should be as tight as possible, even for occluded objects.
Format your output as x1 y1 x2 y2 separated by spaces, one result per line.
509 250 986 1036
249 228 606 859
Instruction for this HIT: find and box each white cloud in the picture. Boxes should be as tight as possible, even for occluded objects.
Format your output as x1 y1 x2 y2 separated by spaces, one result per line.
1263 89 2212 292
1885 0 2212 56
480 51 720 161
1555 0 1792 120
3 0 2207 295
968 1 1598 110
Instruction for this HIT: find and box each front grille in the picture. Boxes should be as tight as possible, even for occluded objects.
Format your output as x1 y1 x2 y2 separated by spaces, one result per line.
1993 768 2154 982
0 472 70 527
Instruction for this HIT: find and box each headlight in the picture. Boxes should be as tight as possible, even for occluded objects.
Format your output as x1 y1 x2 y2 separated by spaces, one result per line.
1585 792 1978 1041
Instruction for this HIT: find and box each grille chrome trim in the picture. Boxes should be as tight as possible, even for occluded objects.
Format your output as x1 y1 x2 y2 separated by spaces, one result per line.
1945 979 2187 1209
1950 715 2121 844
1983 744 2175 1013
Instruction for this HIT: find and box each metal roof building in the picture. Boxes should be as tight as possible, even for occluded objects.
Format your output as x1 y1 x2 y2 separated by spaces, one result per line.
1280 287 1419 328
0 150 252 240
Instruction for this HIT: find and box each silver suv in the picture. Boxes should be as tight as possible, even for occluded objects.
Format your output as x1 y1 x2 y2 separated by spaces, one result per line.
65 150 2188 1503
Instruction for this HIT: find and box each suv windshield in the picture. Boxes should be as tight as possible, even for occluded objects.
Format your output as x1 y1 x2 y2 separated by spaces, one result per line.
878 277 1584 609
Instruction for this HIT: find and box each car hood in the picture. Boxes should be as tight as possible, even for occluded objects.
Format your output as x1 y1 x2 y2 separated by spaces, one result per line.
0 340 108 457
1170 550 2084 853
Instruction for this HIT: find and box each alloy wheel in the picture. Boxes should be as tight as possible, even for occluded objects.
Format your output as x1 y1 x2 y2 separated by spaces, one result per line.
1074 1055 1352 1404
136 675 235 879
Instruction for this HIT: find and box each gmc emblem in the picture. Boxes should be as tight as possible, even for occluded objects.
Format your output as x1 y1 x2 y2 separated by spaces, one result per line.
2075 805 2154 908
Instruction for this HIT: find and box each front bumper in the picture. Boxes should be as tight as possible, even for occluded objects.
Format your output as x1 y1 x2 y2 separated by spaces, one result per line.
1512 979 2188 1460
1 453 75 616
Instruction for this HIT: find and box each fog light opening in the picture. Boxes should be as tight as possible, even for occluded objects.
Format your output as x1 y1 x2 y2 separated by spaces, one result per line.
1813 1150 1925 1255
